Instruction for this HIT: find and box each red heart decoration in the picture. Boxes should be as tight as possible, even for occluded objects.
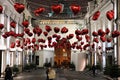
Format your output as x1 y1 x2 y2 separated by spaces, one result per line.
61 27 68 33
14 3 25 14
92 31 98 36
54 27 60 33
22 20 29 28
10 42 15 48
51 4 62 14
32 38 36 43
43 31 48 36
0 5 3 13
70 4 81 15
106 10 114 21
92 11 100 20
75 29 81 35
93 38 99 43
106 28 110 35
0 23 4 29
100 36 106 42
34 7 45 16
10 21 16 28
45 25 52 32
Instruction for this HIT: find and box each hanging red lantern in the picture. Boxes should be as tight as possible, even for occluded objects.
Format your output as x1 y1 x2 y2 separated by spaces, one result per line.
14 3 25 14
22 20 29 28
106 10 114 21
0 5 3 13
51 4 62 14
54 27 60 33
92 11 100 20
61 27 68 33
70 4 81 15
10 21 16 28
0 23 4 29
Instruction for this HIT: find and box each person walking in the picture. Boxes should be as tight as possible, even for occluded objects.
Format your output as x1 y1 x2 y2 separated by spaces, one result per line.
4 65 13 80
48 67 56 80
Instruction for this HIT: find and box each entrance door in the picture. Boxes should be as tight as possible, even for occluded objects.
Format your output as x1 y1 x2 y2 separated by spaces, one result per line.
0 50 2 76
36 56 39 65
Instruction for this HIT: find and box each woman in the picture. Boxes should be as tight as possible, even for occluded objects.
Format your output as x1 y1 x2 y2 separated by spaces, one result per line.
48 67 56 80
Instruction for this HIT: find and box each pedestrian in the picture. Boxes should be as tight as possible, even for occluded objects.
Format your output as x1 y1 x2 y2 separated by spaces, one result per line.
91 64 96 76
46 67 49 80
48 67 56 80
4 65 13 80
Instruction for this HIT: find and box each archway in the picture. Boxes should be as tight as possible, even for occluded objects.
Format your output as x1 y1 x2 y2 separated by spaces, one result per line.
54 38 71 68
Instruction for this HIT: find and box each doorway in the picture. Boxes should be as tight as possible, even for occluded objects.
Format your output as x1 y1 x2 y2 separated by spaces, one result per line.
36 56 39 65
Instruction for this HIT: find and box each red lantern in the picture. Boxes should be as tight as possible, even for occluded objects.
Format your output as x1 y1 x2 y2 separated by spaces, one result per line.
0 23 4 29
51 4 62 14
106 10 114 21
10 21 16 28
61 27 68 33
0 5 3 13
70 4 81 15
92 11 100 20
14 3 25 13
54 27 60 33
22 20 29 28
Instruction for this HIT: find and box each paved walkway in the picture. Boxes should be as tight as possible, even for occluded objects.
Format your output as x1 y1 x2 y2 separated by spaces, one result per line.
0 68 107 80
